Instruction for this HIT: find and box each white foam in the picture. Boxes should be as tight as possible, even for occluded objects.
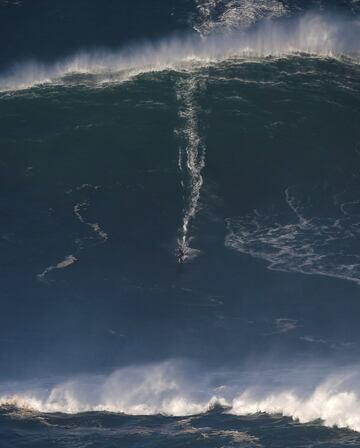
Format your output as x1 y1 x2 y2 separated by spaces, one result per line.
37 254 77 283
3 360 360 433
0 361 215 416
1 13 360 92
74 201 108 243
176 74 207 260
230 376 360 431
225 187 360 285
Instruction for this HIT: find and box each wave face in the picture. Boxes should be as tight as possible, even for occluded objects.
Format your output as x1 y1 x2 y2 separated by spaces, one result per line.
2 1 360 447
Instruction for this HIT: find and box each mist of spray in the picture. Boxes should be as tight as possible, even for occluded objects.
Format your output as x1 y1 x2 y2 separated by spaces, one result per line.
3 360 360 432
0 14 359 92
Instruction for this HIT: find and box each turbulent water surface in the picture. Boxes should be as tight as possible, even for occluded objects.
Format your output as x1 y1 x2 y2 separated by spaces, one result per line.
1 1 360 447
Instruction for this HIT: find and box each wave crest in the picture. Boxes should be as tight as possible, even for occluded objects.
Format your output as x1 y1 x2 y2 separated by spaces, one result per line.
0 13 359 92
193 0 288 35
3 361 360 432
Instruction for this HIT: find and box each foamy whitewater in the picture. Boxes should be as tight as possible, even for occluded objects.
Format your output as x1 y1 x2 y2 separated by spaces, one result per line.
226 187 360 285
3 361 360 432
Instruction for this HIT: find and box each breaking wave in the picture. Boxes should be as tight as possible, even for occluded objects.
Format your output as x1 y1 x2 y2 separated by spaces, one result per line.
2 360 360 432
1 13 360 92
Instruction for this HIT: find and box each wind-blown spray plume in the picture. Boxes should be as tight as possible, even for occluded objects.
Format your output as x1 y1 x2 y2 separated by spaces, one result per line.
0 14 360 92
3 361 360 432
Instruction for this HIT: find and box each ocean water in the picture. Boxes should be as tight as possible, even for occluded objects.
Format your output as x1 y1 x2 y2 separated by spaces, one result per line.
1 1 360 446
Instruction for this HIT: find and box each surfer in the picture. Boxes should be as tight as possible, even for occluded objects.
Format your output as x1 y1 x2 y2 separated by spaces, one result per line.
177 246 186 264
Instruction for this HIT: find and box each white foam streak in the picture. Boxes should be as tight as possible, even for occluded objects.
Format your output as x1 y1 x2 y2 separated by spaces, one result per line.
0 362 214 416
37 255 77 283
176 75 206 259
226 187 360 285
1 14 360 92
37 185 107 282
74 202 108 243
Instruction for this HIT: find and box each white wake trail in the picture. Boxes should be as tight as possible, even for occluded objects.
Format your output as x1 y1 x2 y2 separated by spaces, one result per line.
176 74 207 261
74 201 109 244
37 255 77 283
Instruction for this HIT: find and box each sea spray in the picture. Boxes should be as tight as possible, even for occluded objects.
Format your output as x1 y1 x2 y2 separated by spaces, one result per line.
1 13 360 92
3 360 360 432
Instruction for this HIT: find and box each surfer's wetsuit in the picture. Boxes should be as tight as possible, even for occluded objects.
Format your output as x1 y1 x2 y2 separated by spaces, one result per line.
177 247 185 264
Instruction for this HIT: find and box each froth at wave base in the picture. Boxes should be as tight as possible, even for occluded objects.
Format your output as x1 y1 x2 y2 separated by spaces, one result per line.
1 13 360 92
2 360 360 432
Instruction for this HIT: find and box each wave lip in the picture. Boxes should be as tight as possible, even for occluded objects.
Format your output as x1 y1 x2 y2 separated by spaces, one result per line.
176 74 207 261
0 361 222 416
1 13 360 92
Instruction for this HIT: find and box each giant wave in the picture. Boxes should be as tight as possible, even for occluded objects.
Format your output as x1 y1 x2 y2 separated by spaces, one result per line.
0 13 360 92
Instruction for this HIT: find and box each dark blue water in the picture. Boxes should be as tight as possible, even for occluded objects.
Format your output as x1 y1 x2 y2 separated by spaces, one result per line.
1 1 360 446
